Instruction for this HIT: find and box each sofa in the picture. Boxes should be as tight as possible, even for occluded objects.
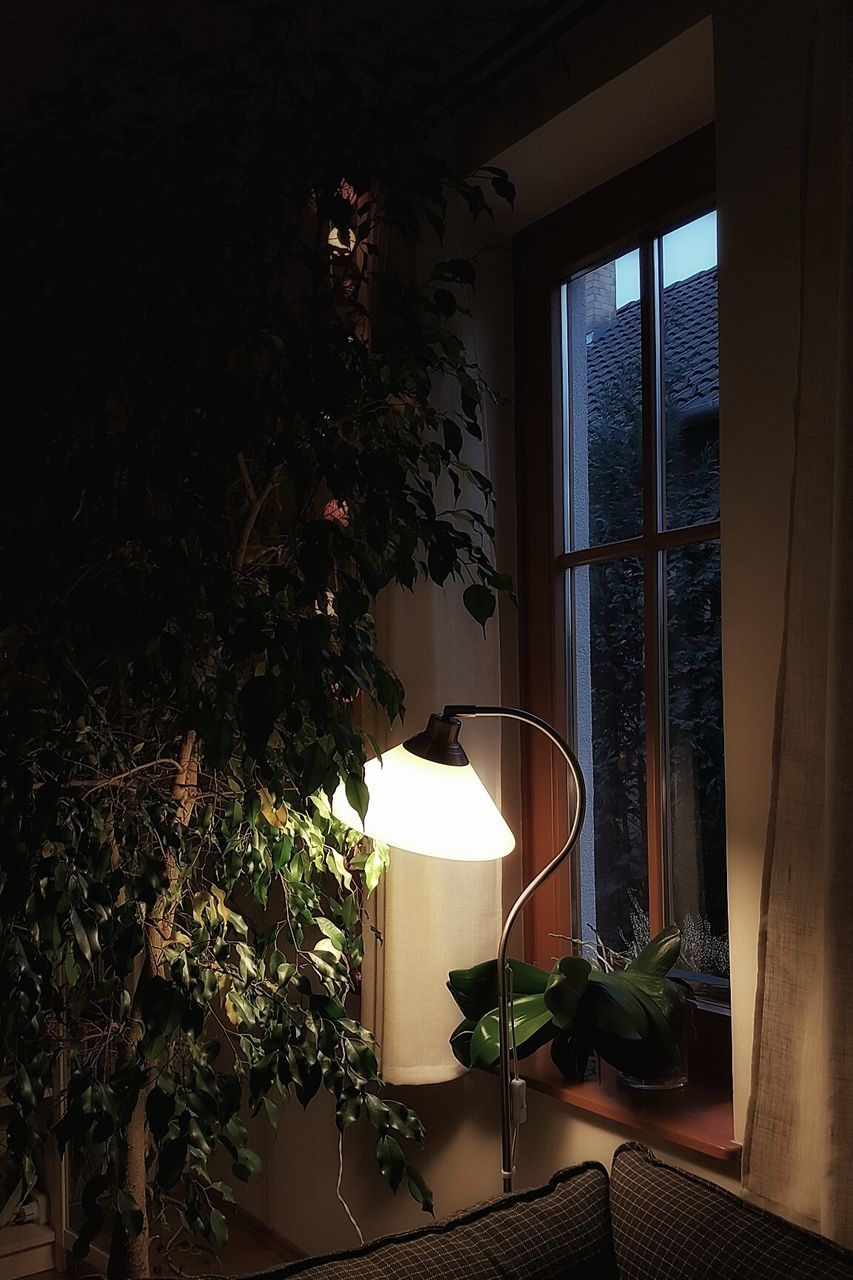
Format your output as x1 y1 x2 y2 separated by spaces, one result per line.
240 1142 853 1279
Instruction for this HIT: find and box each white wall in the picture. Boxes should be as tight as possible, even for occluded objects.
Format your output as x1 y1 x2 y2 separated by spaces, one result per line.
246 3 811 1253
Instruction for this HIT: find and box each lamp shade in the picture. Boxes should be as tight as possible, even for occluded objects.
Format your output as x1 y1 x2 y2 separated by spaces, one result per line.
332 743 515 862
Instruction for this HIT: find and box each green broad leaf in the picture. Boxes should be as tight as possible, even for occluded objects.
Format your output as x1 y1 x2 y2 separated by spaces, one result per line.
335 1090 361 1131
585 973 648 1042
383 1100 426 1143
469 993 555 1070
261 1090 277 1131
68 906 93 964
361 841 388 893
274 960 297 987
447 957 548 1021
363 1092 385 1130
20 1153 37 1197
376 1134 405 1194
209 1207 228 1251
317 917 346 952
146 1086 175 1140
627 924 682 977
344 1039 379 1083
544 956 591 1028
344 773 369 824
431 258 475 286
156 1135 189 1190
489 173 516 207
449 1018 477 1068
15 1064 36 1109
209 1180 236 1203
550 1027 594 1082
71 1174 109 1260
236 1145 262 1175
462 583 495 631
116 1189 144 1241
406 1164 434 1215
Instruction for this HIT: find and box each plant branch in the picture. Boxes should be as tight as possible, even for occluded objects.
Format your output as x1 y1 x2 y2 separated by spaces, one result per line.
70 758 184 800
234 466 283 573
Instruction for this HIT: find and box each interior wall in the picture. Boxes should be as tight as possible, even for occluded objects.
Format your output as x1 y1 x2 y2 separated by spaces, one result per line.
242 0 812 1254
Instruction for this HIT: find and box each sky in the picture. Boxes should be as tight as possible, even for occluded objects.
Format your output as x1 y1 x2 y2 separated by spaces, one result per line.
615 211 717 308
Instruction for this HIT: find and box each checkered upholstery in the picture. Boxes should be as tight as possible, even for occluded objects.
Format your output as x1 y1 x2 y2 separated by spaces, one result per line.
610 1142 853 1279
256 1162 616 1279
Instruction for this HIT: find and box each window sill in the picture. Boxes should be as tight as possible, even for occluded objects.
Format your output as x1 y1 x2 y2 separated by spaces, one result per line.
519 1046 740 1163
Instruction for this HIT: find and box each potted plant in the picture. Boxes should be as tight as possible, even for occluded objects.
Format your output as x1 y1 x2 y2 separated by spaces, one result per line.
448 925 694 1086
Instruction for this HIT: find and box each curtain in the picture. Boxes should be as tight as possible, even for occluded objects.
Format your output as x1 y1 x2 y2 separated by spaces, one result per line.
360 581 504 1084
357 205 508 1084
742 0 853 1247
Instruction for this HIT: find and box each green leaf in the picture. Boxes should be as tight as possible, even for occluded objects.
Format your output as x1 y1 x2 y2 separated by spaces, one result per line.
627 925 682 977
406 1164 434 1215
262 1097 278 1130
376 1134 405 1194
209 1207 229 1251
543 956 591 1028
68 906 93 964
156 1135 189 1191
586 973 648 1041
447 957 548 1021
462 583 495 630
449 1018 477 1068
550 1027 594 1082
236 1145 262 1175
469 993 555 1070
116 1189 144 1241
71 1174 109 1260
344 1039 379 1083
335 1091 361 1131
344 773 369 824
317 917 346 952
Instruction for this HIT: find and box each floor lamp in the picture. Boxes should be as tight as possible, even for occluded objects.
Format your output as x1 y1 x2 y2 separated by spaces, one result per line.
333 704 587 1193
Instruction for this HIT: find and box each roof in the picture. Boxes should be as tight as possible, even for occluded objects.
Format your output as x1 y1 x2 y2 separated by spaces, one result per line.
586 266 718 418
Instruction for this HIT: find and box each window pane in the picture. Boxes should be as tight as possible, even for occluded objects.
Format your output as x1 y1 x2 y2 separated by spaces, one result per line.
661 211 719 529
571 556 648 954
565 250 643 551
665 540 729 982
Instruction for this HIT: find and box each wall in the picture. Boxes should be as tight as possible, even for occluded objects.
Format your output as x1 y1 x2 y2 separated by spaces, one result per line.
244 6 810 1253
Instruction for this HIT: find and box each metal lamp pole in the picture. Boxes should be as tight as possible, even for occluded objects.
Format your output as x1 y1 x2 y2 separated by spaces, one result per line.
443 705 587 1194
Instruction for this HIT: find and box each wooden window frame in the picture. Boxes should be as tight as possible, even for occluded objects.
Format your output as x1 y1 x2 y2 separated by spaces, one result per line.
514 125 718 974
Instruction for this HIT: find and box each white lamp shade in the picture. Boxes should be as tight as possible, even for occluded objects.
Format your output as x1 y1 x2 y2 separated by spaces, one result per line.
331 743 515 862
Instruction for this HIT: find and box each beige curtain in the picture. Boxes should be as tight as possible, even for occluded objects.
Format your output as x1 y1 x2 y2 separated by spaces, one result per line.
361 579 503 1084
742 0 853 1247
357 202 507 1083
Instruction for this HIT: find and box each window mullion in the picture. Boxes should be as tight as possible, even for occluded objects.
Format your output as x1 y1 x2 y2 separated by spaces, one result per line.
640 236 666 936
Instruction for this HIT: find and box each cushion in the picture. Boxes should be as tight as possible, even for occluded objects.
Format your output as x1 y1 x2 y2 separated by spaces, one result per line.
259 1162 617 1279
610 1141 853 1279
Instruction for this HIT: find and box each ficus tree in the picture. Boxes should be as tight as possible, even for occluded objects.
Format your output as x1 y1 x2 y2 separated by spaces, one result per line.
0 6 513 1275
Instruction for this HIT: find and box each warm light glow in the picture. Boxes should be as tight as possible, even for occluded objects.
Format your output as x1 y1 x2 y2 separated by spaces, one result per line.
332 744 515 862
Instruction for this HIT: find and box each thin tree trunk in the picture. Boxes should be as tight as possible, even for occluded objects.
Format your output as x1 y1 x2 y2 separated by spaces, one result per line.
107 732 197 1279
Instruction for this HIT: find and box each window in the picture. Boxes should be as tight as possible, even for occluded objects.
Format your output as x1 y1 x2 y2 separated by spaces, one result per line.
564 213 727 1001
515 128 728 1006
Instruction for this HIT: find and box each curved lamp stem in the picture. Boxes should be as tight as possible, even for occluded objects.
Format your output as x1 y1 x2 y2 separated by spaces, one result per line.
444 705 587 1194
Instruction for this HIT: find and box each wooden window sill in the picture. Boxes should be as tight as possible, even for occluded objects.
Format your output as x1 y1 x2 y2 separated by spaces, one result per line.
519 1045 740 1163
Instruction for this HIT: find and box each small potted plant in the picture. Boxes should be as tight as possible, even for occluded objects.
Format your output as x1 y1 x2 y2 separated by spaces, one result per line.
448 925 694 1088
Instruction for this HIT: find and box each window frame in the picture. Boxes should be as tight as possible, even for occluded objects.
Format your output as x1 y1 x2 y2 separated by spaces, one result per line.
513 125 720 976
